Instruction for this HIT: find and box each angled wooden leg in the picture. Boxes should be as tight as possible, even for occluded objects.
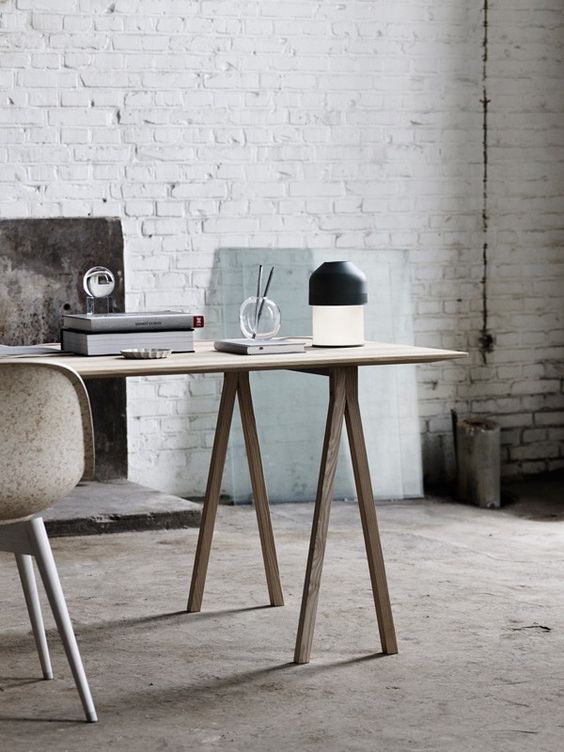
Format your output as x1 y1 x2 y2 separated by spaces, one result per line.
187 372 238 612
237 371 284 607
294 369 346 664
344 367 398 655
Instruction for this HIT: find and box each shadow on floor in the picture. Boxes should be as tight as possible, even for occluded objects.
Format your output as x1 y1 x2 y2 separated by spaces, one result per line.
501 472 564 521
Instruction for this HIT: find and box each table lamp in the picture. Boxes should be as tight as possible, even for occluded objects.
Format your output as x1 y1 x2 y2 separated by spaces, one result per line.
309 261 367 347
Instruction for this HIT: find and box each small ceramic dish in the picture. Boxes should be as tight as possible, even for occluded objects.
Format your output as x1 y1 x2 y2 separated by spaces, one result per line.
120 348 172 360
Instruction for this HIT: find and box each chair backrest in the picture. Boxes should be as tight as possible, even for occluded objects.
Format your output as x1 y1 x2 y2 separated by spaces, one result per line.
0 361 94 523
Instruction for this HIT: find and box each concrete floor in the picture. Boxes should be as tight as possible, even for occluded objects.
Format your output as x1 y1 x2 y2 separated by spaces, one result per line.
1 496 564 752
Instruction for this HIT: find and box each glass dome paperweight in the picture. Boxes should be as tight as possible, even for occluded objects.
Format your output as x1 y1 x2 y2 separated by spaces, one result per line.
239 296 281 339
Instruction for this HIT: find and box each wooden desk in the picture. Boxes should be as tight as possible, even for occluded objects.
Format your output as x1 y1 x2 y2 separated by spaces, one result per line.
15 340 466 663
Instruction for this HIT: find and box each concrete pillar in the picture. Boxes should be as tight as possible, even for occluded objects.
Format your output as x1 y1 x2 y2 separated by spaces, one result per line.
456 418 501 509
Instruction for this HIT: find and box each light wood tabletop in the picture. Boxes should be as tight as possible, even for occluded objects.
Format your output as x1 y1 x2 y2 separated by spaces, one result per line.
4 338 467 665
9 339 466 378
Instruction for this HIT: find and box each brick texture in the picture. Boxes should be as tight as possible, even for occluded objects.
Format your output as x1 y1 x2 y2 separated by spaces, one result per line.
0 0 562 494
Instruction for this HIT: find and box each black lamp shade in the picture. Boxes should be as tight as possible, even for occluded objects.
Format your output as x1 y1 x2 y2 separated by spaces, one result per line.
308 261 368 306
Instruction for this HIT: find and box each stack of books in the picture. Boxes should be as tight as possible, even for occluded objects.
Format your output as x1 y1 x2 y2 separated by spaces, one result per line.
61 311 204 356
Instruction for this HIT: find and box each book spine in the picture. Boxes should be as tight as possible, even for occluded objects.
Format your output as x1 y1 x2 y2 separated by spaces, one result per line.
63 314 204 332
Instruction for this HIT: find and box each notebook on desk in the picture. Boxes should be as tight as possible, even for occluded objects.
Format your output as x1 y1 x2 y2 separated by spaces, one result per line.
0 345 60 358
214 338 307 355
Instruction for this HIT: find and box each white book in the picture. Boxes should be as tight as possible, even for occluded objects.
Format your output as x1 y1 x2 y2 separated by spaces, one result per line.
214 338 307 356
62 329 194 356
63 311 204 332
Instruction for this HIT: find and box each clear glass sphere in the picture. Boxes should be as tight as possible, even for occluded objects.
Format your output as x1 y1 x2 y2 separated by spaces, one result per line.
239 296 281 339
83 266 115 299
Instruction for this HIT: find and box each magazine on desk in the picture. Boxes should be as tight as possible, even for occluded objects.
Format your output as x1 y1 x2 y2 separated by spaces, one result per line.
0 344 60 358
214 338 307 355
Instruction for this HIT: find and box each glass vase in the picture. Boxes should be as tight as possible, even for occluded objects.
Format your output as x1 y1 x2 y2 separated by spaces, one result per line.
239 296 281 339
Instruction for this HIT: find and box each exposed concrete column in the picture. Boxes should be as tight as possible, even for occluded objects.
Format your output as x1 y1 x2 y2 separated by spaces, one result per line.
456 418 501 509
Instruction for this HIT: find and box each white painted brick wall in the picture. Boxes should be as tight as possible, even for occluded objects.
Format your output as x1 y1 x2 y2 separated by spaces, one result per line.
485 1 564 479
1 0 562 494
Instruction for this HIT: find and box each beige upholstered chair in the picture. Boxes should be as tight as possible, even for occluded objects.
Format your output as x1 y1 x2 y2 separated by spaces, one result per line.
0 361 97 722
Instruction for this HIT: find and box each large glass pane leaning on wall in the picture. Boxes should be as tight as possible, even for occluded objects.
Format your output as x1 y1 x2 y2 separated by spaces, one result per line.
208 248 422 502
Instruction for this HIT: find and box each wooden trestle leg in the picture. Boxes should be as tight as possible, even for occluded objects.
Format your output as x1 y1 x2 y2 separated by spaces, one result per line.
293 366 397 663
294 369 347 664
187 371 284 612
344 367 398 655
187 372 238 612
237 371 284 606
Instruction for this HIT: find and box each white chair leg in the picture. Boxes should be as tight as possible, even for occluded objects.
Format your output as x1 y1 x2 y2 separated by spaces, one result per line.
15 553 53 680
28 518 98 723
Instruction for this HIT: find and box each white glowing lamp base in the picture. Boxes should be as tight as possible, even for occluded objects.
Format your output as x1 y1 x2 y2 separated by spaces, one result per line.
311 305 365 347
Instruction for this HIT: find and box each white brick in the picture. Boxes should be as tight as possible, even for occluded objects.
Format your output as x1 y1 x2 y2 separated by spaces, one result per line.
0 108 42 125
74 145 132 161
18 0 77 11
17 70 78 87
1 52 29 68
48 109 110 126
0 128 24 145
93 164 123 179
141 218 186 236
30 13 64 32
28 165 57 181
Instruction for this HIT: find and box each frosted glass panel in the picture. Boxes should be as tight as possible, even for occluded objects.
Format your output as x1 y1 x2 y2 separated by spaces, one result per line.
208 249 422 502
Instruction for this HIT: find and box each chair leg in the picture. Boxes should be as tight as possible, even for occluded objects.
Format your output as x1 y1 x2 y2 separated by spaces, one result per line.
15 554 53 680
27 517 97 723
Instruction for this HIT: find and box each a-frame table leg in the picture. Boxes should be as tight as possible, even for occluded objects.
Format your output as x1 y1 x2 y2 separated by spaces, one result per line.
237 371 284 607
292 365 398 662
344 366 398 654
294 369 347 664
187 372 238 612
188 370 284 612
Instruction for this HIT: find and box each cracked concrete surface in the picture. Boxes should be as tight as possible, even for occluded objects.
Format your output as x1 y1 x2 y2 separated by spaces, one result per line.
1 499 563 751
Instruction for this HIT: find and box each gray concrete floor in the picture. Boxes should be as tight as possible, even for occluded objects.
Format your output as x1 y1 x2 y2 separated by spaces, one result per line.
1 496 564 752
